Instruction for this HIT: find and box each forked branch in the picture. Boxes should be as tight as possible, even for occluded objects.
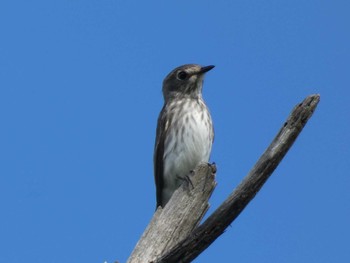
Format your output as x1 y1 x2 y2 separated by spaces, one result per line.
127 94 320 263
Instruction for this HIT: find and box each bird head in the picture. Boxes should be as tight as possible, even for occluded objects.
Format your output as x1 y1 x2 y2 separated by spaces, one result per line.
162 64 214 101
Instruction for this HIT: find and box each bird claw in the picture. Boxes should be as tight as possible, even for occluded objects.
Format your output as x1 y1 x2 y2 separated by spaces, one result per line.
184 170 195 190
208 162 217 174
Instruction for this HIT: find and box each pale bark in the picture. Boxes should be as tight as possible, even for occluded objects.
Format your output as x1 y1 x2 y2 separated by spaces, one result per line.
126 94 320 263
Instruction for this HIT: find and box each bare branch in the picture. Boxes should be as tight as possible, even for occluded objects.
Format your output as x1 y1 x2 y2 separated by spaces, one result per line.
127 164 217 263
157 94 320 263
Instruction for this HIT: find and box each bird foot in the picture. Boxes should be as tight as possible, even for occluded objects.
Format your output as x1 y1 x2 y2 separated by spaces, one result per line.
184 170 195 190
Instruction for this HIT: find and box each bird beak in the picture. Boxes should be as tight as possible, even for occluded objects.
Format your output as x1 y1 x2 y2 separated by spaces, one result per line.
199 65 215 74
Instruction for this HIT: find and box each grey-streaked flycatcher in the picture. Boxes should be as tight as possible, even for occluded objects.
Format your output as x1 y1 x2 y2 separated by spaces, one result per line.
154 64 214 208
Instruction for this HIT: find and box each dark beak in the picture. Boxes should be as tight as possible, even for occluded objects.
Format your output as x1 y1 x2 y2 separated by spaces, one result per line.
199 65 215 74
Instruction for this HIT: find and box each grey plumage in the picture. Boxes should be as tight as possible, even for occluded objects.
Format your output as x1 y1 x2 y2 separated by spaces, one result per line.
154 64 214 208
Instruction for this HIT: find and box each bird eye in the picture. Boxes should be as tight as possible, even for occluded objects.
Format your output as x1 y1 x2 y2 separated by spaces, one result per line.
177 71 188 80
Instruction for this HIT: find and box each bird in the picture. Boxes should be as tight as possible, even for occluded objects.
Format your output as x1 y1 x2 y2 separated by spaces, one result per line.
154 64 214 208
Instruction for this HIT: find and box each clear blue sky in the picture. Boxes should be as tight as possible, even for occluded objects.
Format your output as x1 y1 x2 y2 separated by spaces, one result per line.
1 1 349 262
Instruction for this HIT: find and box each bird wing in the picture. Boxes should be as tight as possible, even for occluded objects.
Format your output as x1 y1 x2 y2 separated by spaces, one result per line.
154 104 168 208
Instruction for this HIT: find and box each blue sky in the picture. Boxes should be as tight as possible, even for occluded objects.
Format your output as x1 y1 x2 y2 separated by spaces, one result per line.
0 1 349 262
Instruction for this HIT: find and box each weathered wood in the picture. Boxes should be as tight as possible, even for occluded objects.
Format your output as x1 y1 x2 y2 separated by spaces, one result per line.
156 94 320 263
127 164 217 263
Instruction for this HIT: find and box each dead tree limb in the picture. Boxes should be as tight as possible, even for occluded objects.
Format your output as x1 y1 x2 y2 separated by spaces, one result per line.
127 164 217 263
127 94 320 263
157 94 320 263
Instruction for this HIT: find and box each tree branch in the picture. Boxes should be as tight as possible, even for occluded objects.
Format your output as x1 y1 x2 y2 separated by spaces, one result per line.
127 164 217 263
156 94 320 263
125 94 320 263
